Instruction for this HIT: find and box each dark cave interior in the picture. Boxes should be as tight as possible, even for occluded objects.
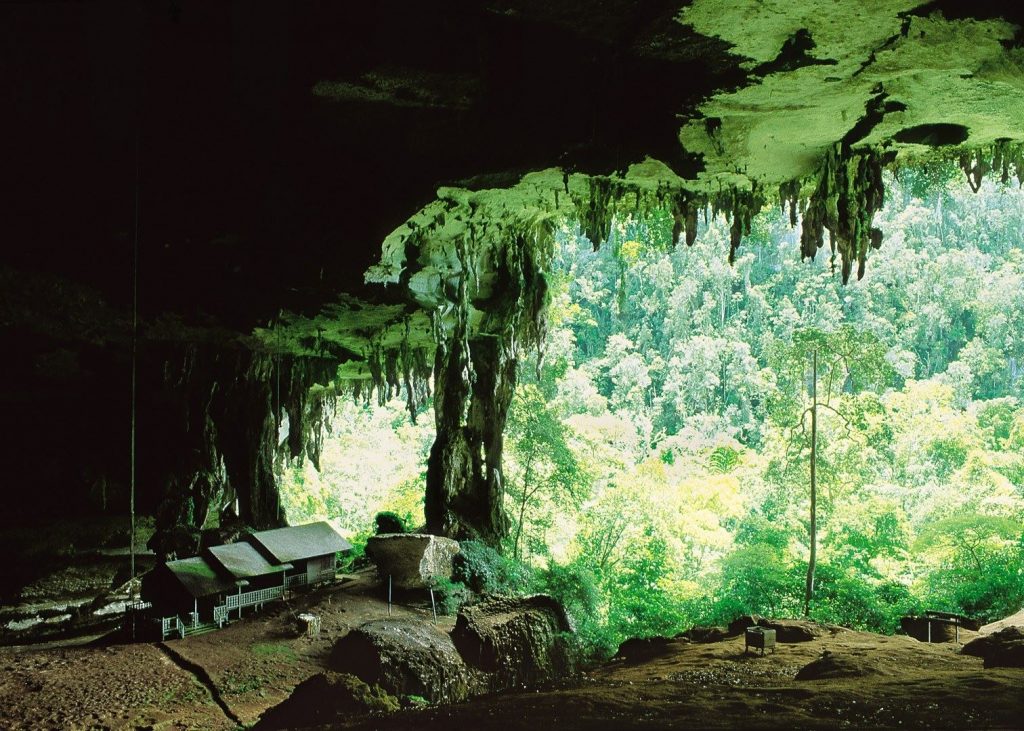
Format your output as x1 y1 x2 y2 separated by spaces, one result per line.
2 1 1024 727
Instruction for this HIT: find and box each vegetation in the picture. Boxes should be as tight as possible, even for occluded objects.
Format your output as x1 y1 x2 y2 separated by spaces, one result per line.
282 169 1024 659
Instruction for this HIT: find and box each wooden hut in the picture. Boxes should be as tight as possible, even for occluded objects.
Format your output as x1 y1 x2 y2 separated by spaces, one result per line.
245 521 352 588
205 541 290 619
136 520 352 639
140 556 236 635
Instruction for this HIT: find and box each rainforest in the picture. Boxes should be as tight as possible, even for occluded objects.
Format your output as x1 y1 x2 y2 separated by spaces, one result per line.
282 167 1024 659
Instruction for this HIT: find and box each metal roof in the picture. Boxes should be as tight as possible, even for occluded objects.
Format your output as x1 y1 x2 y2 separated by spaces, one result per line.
247 521 352 564
206 541 287 579
164 557 236 598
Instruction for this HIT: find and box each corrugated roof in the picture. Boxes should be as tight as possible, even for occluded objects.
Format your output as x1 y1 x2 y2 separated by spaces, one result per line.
165 557 236 598
206 541 286 579
247 521 352 564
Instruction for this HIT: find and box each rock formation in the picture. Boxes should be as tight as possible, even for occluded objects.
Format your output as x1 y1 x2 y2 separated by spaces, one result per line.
5 1 1024 547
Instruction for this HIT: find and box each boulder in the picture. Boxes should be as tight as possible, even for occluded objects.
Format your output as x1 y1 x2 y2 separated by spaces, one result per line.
614 636 682 663
451 594 575 688
253 672 399 730
758 619 827 642
962 627 1024 668
365 533 460 590
979 609 1024 635
681 625 730 643
728 614 763 636
330 618 485 704
795 650 872 680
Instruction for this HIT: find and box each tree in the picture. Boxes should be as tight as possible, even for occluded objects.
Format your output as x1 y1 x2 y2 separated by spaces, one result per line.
505 384 589 560
768 327 892 616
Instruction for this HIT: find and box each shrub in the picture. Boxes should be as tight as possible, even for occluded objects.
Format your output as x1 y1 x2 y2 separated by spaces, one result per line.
374 511 406 535
452 540 535 595
431 577 472 616
536 560 617 662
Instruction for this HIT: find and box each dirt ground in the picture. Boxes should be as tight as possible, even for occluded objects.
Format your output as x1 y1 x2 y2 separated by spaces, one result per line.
1 572 1021 730
0 571 447 730
335 626 1024 731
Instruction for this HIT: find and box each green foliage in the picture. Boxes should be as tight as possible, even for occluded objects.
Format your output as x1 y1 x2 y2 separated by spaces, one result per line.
282 173 1024 662
707 543 804 622
452 540 536 595
432 576 473 616
605 528 691 638
809 564 919 633
374 511 407 535
535 560 615 662
505 384 590 560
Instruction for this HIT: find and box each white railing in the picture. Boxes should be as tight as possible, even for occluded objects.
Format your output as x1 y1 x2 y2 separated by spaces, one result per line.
225 585 284 610
313 569 336 583
213 605 228 626
286 569 335 588
160 615 182 640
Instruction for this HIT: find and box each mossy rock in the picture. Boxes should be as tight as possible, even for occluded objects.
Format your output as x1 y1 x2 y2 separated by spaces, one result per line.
254 672 399 730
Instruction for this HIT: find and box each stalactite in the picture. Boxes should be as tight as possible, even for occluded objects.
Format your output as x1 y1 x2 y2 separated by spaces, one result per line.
779 179 801 227
960 141 1024 191
671 194 703 247
148 345 338 558
799 144 891 283
423 215 552 544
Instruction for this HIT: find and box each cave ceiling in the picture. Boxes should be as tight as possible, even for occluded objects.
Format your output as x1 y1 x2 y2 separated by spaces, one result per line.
4 0 1024 392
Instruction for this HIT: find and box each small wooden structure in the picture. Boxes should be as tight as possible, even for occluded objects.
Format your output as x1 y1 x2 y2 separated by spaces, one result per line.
900 611 976 644
137 520 351 640
206 541 290 619
745 626 776 655
245 521 352 589
140 557 236 637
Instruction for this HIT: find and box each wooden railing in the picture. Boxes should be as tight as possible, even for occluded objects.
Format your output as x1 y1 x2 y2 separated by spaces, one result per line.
225 585 284 610
160 615 182 640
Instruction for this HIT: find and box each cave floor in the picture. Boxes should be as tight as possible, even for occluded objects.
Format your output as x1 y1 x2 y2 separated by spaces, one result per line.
0 572 1020 730
339 628 1023 731
0 570 449 730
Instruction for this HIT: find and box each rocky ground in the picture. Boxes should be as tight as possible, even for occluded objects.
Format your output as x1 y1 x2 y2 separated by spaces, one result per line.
0 570 1021 730
337 624 1024 731
0 570 446 730
0 518 157 646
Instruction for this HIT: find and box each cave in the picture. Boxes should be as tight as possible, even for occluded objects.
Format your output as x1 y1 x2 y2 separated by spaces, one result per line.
2 1 1024 728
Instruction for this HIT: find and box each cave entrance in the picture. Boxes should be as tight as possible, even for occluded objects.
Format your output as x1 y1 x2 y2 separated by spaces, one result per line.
278 393 434 541
494 162 1024 647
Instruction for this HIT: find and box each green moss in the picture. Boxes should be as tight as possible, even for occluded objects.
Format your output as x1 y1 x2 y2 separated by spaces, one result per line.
251 642 298 662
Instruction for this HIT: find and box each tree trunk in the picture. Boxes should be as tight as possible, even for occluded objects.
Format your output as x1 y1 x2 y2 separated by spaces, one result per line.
804 349 818 617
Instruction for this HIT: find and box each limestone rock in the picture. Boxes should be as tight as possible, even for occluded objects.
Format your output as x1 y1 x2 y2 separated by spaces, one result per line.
253 672 399 730
962 627 1024 668
980 609 1024 635
614 636 682 663
728 614 763 636
795 650 873 680
681 625 730 643
758 619 828 643
365 533 460 590
330 618 485 704
451 594 575 688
